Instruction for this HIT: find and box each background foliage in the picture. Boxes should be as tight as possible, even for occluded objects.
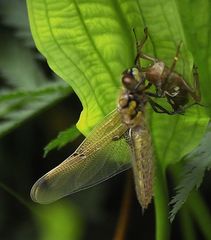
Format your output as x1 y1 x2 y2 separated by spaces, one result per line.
0 0 211 239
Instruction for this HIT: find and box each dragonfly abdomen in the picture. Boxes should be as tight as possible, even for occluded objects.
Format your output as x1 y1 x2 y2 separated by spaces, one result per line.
130 119 154 209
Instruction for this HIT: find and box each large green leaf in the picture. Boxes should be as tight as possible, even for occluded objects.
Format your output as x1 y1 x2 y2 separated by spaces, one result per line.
175 0 211 112
150 105 208 167
26 0 210 167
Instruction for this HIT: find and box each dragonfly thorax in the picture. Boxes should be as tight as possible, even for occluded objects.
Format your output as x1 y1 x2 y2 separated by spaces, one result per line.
118 91 146 129
118 67 147 129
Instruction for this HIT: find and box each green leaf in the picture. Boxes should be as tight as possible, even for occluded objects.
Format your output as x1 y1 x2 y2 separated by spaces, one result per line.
151 105 208 167
0 82 71 138
175 0 211 115
34 202 84 240
169 122 211 222
26 0 136 135
44 125 81 157
0 0 34 46
26 0 209 118
0 30 46 88
0 4 73 137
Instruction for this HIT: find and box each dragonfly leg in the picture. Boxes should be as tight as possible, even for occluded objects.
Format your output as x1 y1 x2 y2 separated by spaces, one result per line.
148 98 171 114
171 64 201 105
148 97 182 115
134 28 159 70
191 64 201 102
134 81 152 92
165 95 187 115
145 91 163 98
163 41 183 88
112 134 125 141
169 41 182 73
133 27 149 68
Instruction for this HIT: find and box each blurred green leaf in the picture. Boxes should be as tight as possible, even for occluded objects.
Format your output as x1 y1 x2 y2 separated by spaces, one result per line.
0 0 34 45
169 122 211 222
35 202 83 240
0 30 45 88
0 0 74 138
44 125 81 157
0 82 71 137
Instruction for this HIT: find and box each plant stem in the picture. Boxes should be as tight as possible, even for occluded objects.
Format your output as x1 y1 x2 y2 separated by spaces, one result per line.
113 171 133 240
0 181 32 210
179 207 196 240
154 162 170 240
188 191 211 240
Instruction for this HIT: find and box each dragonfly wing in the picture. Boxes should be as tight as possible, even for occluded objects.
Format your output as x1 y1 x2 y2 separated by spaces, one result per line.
31 110 132 204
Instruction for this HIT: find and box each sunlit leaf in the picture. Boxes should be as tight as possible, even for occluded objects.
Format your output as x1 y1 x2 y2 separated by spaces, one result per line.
26 0 196 133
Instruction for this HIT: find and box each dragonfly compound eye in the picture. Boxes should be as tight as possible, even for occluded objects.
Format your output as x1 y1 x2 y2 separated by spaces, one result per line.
122 73 138 90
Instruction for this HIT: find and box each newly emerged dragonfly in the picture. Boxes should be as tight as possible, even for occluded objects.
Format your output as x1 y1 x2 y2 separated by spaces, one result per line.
31 31 176 209
31 65 157 209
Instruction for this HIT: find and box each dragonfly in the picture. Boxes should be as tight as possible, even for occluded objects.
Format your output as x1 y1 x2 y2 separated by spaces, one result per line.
31 60 171 209
31 33 174 209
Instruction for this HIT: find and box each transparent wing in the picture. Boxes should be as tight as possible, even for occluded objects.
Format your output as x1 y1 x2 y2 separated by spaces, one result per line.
31 110 132 204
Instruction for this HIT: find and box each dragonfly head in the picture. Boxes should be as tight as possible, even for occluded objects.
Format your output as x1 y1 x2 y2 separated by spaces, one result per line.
122 67 145 91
